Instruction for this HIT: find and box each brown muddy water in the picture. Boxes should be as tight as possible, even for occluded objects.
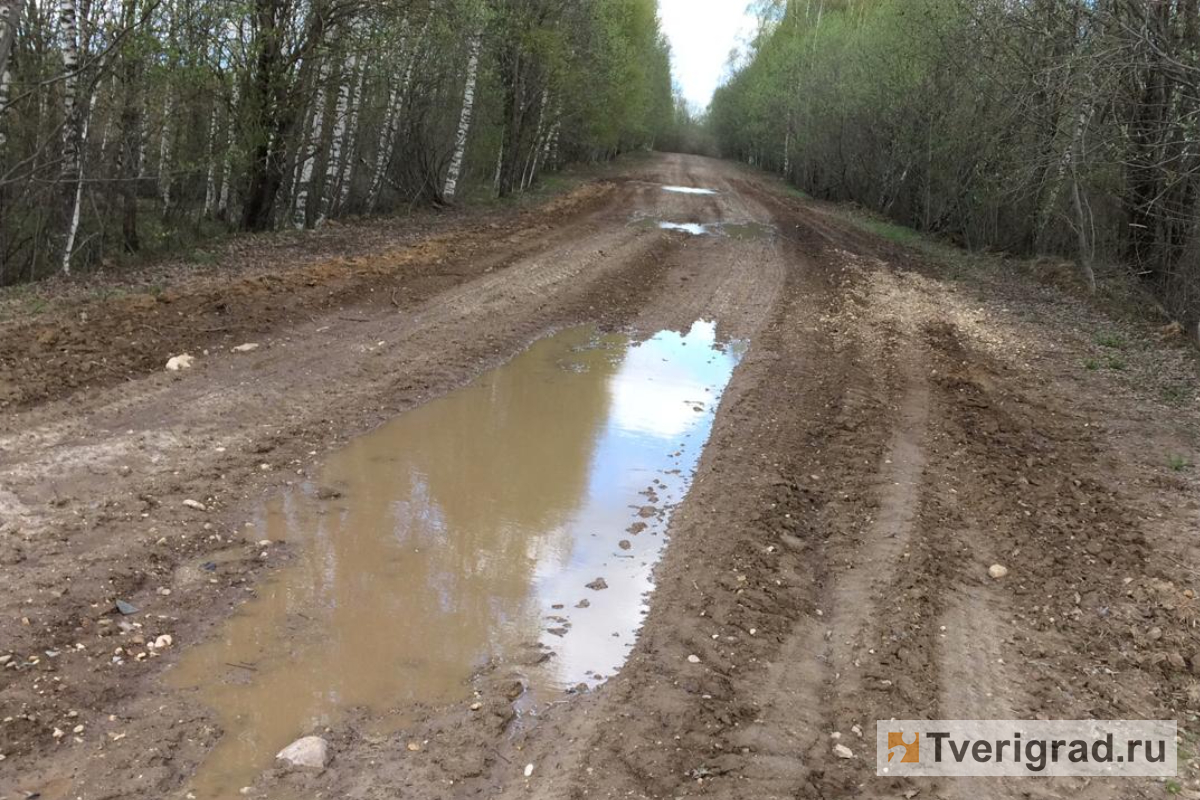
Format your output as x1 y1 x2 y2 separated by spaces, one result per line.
169 321 744 798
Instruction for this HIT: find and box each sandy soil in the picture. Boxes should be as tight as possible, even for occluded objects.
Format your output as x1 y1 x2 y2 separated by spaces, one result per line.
2 154 1199 800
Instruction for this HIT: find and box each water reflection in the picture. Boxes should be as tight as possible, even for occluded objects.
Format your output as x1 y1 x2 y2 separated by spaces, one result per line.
170 321 742 798
662 185 718 195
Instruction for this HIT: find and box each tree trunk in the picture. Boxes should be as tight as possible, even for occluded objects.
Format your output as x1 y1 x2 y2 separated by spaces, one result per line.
159 92 173 211
293 61 328 229
218 82 238 220
54 0 83 273
336 52 367 211
203 104 219 217
443 33 481 202
317 53 353 225
0 0 19 148
116 0 142 252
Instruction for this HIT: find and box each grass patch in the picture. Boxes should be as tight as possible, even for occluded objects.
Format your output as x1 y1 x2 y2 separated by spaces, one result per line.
1168 454 1190 472
1163 385 1191 405
1095 331 1128 349
857 216 921 245
1105 355 1128 371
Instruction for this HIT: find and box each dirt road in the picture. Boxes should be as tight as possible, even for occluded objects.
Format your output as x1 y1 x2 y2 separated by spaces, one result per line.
2 154 1199 800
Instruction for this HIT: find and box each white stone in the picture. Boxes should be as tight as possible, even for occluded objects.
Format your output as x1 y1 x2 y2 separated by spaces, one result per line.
988 564 1009 580
276 735 330 770
183 499 207 512
833 743 854 759
166 354 195 371
232 343 260 353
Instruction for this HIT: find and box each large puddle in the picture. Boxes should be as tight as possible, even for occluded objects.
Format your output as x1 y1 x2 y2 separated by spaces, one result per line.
171 321 744 797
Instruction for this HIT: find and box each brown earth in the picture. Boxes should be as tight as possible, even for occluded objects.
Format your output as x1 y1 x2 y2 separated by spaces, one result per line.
2 153 1200 800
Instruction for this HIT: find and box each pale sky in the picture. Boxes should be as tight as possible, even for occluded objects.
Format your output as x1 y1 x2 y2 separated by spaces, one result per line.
659 0 759 113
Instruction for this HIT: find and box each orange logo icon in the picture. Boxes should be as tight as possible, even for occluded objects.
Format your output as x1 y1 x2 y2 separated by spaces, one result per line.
887 732 920 763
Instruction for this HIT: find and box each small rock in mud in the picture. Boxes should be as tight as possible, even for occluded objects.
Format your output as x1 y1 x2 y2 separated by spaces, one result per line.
165 354 195 372
585 578 609 591
687 654 701 664
231 343 261 353
315 486 342 500
182 499 207 512
276 735 330 770
618 540 632 550
833 744 854 759
575 599 591 608
988 564 1009 580
115 600 138 615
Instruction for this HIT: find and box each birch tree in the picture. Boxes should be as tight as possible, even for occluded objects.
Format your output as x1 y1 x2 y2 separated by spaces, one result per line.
54 0 84 273
442 32 480 203
0 0 19 148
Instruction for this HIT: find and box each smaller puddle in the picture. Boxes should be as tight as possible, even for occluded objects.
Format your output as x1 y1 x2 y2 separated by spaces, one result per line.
171 321 745 798
631 215 775 240
659 221 709 235
662 185 718 195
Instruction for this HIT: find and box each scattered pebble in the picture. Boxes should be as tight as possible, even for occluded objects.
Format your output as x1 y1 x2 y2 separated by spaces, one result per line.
183 499 207 512
833 744 854 759
524 763 534 777
988 564 1009 580
166 354 195 371
232 343 261 353
687 654 701 664
585 578 608 591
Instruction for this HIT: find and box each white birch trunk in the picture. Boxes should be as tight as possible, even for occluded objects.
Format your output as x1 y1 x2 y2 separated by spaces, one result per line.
218 82 238 218
521 90 550 191
317 54 354 225
204 104 219 216
337 54 367 210
159 92 173 209
0 0 20 148
56 0 82 273
492 127 504 193
442 33 481 202
61 92 95 274
293 64 328 229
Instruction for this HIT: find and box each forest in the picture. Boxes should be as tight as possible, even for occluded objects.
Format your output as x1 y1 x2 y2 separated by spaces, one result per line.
0 0 675 284
710 0 1200 325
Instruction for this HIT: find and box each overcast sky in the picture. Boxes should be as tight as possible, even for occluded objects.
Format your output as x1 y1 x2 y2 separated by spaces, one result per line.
659 0 759 113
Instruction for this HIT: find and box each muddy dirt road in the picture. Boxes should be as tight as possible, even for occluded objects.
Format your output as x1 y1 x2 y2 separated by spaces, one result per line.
2 154 1199 800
